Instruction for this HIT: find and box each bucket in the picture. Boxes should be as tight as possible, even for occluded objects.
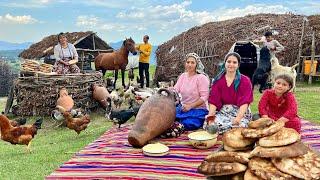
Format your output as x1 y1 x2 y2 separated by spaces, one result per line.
304 60 318 75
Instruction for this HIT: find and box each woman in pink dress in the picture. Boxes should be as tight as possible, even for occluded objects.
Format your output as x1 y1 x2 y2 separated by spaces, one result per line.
161 52 210 138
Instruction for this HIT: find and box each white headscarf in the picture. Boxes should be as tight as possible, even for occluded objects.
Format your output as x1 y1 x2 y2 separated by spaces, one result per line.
185 52 207 76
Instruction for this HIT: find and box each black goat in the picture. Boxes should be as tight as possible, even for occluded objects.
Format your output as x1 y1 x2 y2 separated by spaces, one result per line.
252 47 272 93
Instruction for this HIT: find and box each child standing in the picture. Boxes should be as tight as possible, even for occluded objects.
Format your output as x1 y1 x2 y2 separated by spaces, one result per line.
258 74 301 133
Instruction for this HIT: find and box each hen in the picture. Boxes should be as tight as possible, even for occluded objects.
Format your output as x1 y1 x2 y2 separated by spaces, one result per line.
57 106 90 135
0 115 42 151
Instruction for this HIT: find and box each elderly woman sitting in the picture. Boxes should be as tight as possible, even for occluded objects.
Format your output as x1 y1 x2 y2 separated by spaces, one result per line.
53 32 80 74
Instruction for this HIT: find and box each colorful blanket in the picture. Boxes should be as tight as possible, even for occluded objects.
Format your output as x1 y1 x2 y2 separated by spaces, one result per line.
47 120 320 179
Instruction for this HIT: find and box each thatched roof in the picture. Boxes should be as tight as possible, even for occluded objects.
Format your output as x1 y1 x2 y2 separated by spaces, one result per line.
155 13 320 82
19 31 113 59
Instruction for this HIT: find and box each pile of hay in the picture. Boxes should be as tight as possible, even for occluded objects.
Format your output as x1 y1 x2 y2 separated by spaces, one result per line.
155 13 320 82
0 60 17 97
12 72 105 116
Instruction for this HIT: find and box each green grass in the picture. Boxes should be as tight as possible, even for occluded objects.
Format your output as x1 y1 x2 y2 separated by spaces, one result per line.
0 107 113 180
0 75 319 179
93 64 157 87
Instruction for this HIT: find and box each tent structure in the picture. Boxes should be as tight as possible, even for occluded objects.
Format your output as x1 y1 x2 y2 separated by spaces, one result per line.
19 31 113 70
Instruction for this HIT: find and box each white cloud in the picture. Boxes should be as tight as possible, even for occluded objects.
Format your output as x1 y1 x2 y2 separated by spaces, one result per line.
80 0 149 9
1 0 54 8
76 15 99 27
0 14 38 24
114 2 291 33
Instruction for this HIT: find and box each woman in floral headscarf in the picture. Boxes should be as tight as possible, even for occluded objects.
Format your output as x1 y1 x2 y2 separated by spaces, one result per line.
203 52 253 134
161 53 210 138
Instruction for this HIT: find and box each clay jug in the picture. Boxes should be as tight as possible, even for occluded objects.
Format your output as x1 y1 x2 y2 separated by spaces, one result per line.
128 89 176 147
92 84 110 109
56 88 74 111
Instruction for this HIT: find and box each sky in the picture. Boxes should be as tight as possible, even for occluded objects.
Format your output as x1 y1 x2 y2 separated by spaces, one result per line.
0 0 319 45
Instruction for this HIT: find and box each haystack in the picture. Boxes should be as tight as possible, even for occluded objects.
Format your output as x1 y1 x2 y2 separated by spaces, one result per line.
155 13 320 82
12 72 104 116
0 60 18 97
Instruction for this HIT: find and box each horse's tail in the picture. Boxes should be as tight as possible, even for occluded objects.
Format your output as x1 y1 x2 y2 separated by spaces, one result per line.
94 54 102 70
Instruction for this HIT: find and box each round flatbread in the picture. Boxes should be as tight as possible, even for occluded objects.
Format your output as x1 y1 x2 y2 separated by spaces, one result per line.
142 143 169 154
224 143 254 152
223 128 256 148
244 169 262 180
205 151 250 164
248 118 273 129
198 161 247 176
250 141 308 158
248 157 294 179
272 150 320 179
242 120 285 138
259 128 300 147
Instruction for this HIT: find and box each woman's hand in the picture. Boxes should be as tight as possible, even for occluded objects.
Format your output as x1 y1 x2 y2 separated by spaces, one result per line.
232 117 241 125
278 117 289 123
182 104 192 112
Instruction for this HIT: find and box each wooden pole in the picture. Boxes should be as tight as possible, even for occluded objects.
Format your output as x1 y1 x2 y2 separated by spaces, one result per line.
92 34 96 50
308 31 315 84
4 84 14 115
297 18 306 80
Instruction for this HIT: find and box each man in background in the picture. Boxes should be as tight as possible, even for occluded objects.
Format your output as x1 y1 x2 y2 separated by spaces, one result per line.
136 35 152 88
261 31 284 58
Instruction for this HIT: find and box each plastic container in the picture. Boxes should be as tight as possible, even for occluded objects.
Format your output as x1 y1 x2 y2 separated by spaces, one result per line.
304 60 318 75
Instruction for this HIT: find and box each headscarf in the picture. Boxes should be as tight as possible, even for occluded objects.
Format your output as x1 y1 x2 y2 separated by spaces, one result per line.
185 52 208 78
211 52 242 91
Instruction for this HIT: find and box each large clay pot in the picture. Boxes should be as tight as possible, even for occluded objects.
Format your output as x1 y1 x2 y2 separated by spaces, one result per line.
56 88 74 111
128 89 176 147
92 84 110 109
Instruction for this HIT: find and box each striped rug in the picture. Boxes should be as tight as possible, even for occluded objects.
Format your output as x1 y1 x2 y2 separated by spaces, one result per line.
46 120 320 179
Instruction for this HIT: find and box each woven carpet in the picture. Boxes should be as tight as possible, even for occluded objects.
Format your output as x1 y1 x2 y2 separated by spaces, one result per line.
46 120 320 179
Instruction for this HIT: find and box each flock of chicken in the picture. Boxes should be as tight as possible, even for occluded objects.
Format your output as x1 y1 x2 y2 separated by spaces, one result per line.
0 79 172 152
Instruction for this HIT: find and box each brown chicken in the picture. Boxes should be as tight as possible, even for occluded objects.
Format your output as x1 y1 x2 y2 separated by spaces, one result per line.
57 106 90 135
0 115 42 151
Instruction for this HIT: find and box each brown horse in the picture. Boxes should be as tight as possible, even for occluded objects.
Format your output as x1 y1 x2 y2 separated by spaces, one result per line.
95 38 137 88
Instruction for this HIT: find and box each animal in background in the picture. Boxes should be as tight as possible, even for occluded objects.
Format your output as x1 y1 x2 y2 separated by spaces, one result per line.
56 106 90 135
105 77 115 93
10 117 27 127
270 57 299 91
128 98 141 117
57 88 74 111
252 47 272 93
128 68 134 82
0 115 42 151
105 102 135 128
95 38 137 88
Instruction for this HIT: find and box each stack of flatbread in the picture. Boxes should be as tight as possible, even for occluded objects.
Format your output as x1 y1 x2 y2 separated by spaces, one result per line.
223 127 256 152
198 118 320 179
21 59 40 72
198 151 250 179
39 63 53 73
21 60 53 73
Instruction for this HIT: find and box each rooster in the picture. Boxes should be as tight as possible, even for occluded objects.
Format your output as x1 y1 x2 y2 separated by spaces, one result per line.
57 106 90 135
10 117 27 127
0 115 42 151
105 101 135 128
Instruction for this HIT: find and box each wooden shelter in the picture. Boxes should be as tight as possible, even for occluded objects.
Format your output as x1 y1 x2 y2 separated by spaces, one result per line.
19 31 113 70
154 13 320 82
7 72 105 116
